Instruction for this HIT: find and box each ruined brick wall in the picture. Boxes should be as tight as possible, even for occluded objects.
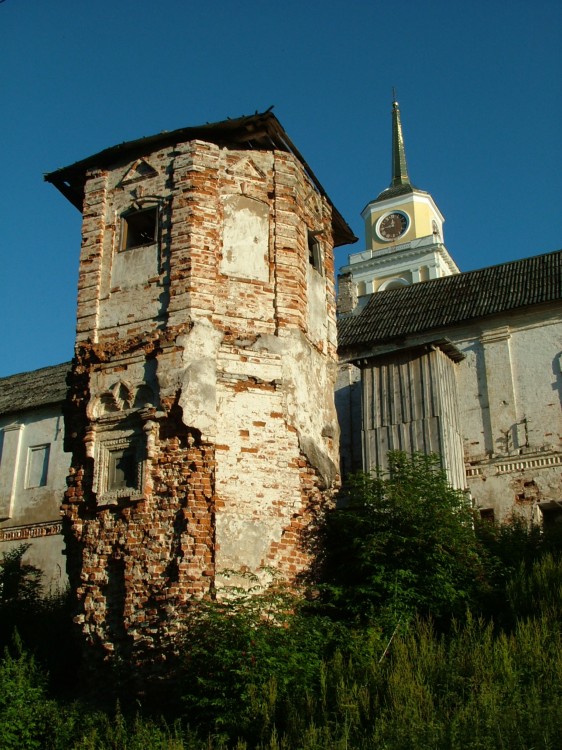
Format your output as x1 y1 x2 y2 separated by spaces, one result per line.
63 138 340 663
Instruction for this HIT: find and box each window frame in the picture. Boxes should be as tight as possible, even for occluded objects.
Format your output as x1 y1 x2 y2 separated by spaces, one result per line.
93 433 145 505
25 444 50 489
307 230 323 275
120 206 159 251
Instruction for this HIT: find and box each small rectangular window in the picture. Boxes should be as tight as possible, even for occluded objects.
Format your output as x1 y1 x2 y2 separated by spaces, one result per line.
93 433 145 504
108 447 138 491
541 506 562 531
479 508 495 523
307 230 323 274
121 207 158 250
25 444 50 488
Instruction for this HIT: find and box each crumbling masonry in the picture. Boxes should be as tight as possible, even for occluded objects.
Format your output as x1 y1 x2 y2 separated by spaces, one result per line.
46 113 356 664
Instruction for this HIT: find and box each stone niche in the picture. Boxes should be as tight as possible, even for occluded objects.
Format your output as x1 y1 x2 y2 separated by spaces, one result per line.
220 194 270 282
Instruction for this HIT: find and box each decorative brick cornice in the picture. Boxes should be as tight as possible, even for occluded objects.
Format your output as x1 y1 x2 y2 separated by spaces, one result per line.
0 520 63 543
466 452 562 477
496 454 562 474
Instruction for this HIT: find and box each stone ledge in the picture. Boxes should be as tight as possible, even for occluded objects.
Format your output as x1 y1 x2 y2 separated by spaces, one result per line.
0 520 63 542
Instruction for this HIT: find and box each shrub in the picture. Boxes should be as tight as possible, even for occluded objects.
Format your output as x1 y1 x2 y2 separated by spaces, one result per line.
0 634 58 749
313 452 484 629
176 578 344 743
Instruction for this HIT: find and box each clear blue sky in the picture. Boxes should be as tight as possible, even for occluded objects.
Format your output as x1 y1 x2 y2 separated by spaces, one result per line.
1 0 561 377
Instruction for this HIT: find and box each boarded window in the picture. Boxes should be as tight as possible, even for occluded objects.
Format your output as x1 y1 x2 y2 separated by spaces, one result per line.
25 444 50 488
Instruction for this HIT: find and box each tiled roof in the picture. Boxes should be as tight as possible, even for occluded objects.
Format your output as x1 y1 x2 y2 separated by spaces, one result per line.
338 249 562 350
0 363 70 417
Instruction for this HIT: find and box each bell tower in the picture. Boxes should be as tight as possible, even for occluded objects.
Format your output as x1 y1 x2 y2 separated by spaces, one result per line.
340 97 459 300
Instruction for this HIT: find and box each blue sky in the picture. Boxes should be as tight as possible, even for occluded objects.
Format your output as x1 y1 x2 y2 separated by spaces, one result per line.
1 0 561 377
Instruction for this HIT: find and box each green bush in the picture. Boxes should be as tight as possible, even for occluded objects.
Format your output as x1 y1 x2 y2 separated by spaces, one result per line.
506 552 562 622
3 453 562 748
313 452 483 628
0 634 58 749
0 544 77 695
475 513 562 627
176 578 344 743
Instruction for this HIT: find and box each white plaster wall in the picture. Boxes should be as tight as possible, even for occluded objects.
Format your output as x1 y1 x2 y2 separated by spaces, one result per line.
251 331 339 486
0 405 69 591
307 264 328 345
214 384 302 580
221 195 269 282
175 319 224 440
510 320 562 451
0 407 67 524
335 362 362 475
111 244 160 289
451 309 561 519
454 314 562 461
454 338 489 460
1 534 66 594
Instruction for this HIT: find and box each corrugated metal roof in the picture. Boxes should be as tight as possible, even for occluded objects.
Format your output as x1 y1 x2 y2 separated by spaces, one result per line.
0 363 70 417
338 249 562 350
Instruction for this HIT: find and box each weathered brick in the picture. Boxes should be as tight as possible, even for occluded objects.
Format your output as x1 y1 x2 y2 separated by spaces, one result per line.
60 121 342 677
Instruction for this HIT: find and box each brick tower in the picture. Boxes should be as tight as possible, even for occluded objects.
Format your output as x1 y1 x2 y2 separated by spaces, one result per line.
46 112 355 664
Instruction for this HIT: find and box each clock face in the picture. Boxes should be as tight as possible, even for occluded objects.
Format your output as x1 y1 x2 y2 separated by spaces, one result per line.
377 211 409 241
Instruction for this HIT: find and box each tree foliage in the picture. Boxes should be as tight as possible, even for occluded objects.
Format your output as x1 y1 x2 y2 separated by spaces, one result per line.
176 576 344 743
0 544 76 693
1 452 562 747
314 452 483 627
0 544 42 605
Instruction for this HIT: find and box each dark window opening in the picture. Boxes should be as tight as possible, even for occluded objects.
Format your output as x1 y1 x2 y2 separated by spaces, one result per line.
479 508 495 523
541 505 562 531
121 207 158 250
108 447 138 491
308 231 323 274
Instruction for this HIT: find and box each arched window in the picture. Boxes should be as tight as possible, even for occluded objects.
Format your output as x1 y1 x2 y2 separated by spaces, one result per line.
379 277 410 291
